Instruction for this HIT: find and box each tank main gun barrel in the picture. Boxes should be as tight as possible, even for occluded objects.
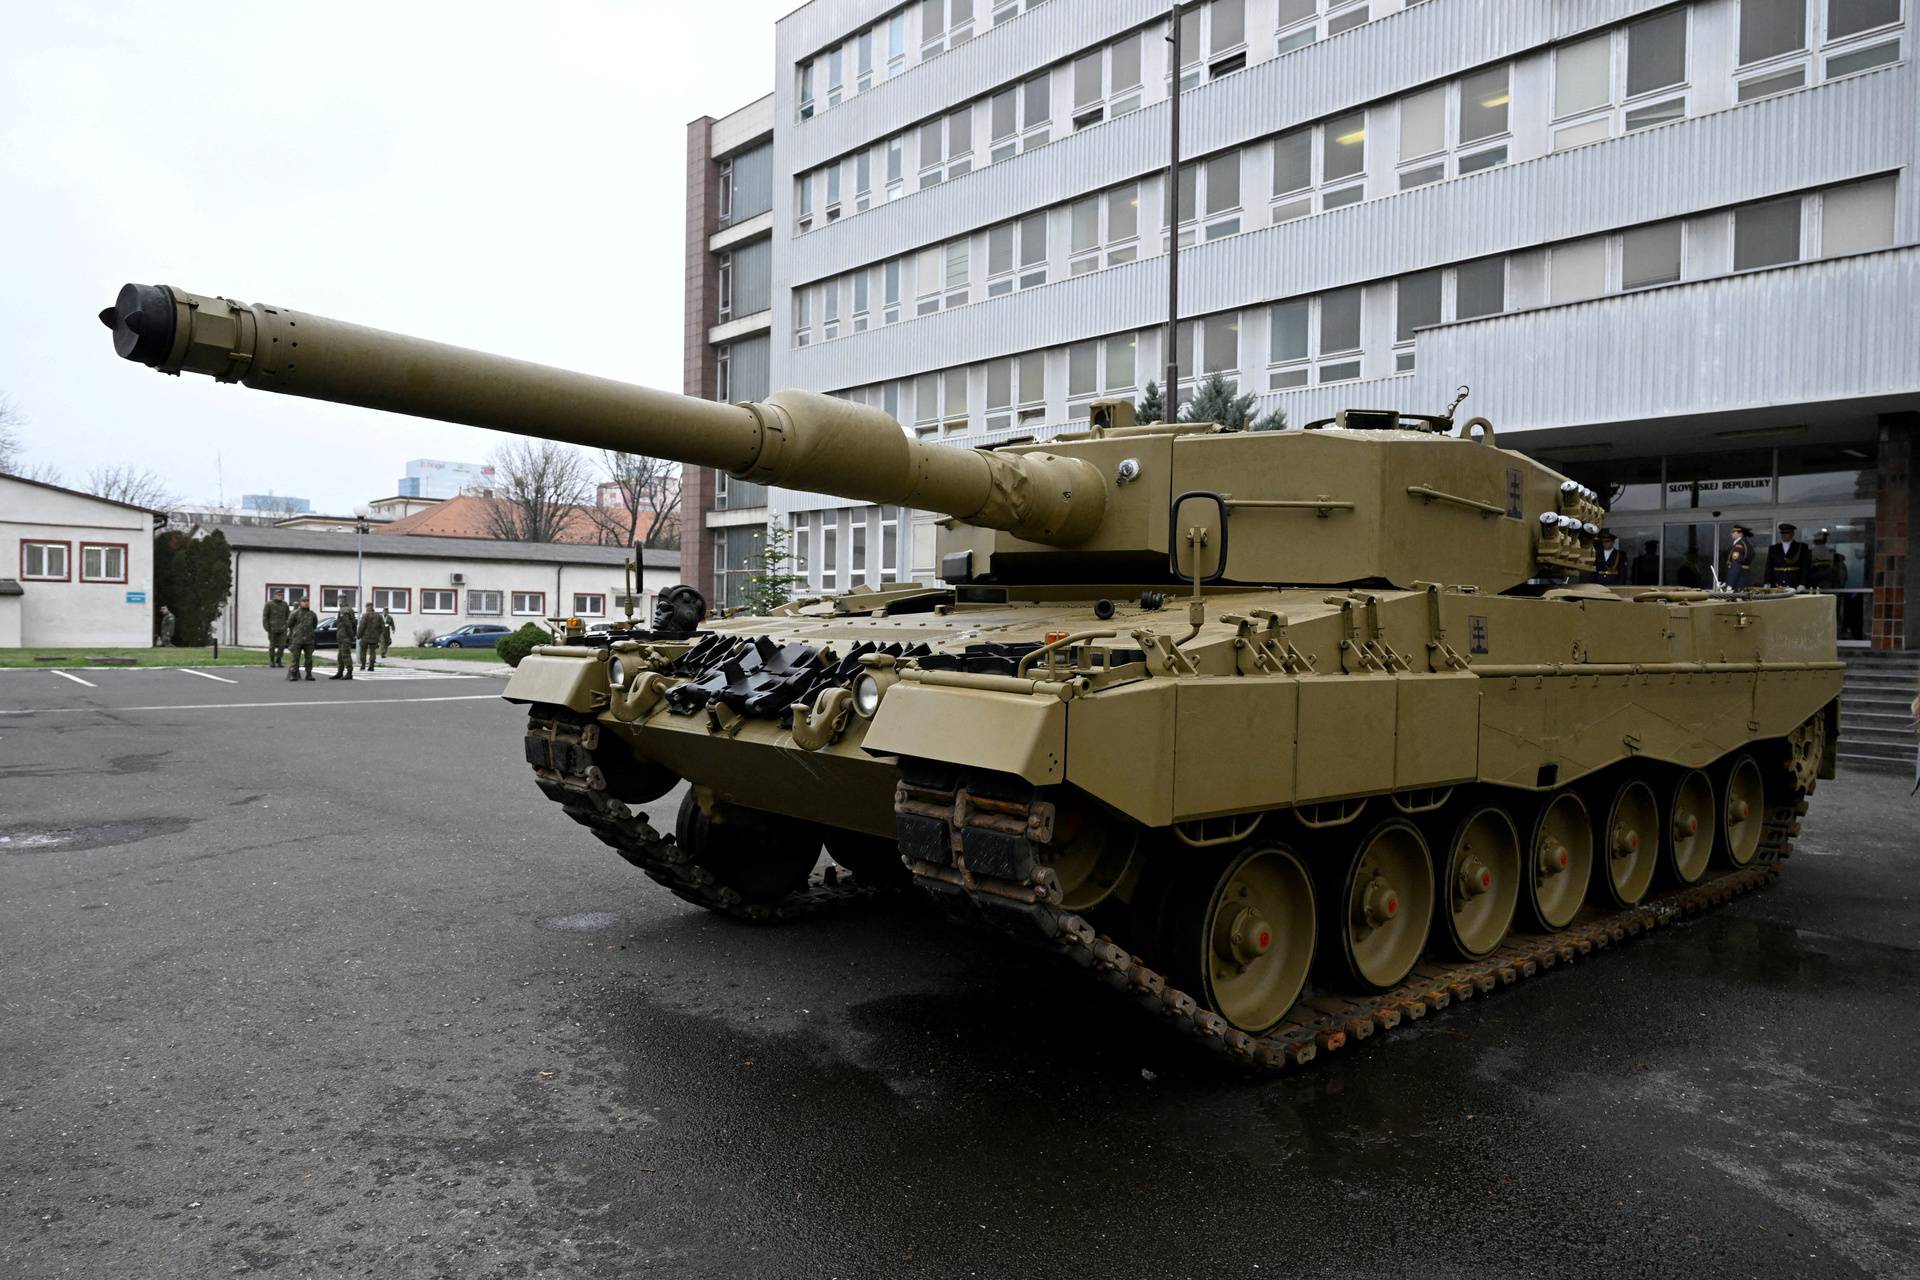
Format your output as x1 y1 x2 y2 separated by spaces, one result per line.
99 283 1106 546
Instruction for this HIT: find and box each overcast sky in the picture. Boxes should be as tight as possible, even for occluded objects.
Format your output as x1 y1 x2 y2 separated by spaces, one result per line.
0 1 794 513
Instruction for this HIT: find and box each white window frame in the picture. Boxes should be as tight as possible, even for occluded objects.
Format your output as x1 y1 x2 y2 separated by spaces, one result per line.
1267 289 1363 389
1269 110 1368 225
467 589 503 617
990 70 1055 165
986 211 1049 296
79 542 127 584
716 252 734 322
1549 10 1692 153
1394 64 1512 192
1735 0 1905 100
1168 149 1247 248
320 585 359 612
1276 0 1375 57
797 59 816 121
421 589 457 614
1066 331 1143 415
1175 0 1253 91
795 172 814 232
371 586 411 614
1175 312 1245 399
572 593 606 618
510 591 546 617
21 540 69 581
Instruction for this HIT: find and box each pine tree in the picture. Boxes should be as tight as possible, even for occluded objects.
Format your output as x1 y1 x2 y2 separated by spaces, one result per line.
153 529 233 645
737 524 802 616
1135 380 1166 425
1250 405 1289 432
1178 372 1259 428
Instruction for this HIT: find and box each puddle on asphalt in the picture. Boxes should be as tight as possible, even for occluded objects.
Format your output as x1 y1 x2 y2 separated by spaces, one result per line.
539 911 623 933
0 817 196 854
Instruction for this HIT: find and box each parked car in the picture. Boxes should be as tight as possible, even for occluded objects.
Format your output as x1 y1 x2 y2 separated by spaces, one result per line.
311 616 339 649
426 623 512 649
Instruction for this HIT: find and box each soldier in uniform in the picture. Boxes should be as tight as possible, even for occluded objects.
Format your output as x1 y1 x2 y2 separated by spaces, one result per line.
1723 524 1754 590
379 608 396 659
1590 530 1626 585
154 605 176 647
330 601 359 680
1764 522 1815 588
358 601 383 672
285 599 318 681
263 594 291 667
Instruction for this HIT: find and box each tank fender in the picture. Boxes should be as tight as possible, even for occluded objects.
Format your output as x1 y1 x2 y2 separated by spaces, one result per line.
862 682 1064 784
502 649 606 713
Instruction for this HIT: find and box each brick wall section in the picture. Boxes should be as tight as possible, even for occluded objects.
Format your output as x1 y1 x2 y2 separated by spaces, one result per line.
681 116 718 601
1873 414 1916 651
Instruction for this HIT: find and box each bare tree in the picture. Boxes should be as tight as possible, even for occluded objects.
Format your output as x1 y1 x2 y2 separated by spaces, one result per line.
0 395 63 485
483 438 592 542
585 451 683 550
86 464 176 509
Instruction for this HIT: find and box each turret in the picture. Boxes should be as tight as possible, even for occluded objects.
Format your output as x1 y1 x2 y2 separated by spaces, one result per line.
102 282 1604 594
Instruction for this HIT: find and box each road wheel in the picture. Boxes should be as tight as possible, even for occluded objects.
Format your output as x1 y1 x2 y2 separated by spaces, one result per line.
1155 844 1317 1035
1718 753 1767 868
1522 792 1592 931
1593 777 1659 909
674 792 820 905
1663 768 1716 886
1433 806 1520 960
1326 819 1434 992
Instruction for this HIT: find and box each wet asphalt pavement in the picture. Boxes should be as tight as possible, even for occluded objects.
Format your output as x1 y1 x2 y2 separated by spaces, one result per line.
1 664 1916 1279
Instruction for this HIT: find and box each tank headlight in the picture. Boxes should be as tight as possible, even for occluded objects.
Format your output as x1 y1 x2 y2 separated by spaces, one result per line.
1538 512 1558 526
853 673 884 718
608 656 626 687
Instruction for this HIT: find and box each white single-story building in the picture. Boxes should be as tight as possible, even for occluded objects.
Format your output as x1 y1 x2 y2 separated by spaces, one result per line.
0 474 160 648
216 526 682 647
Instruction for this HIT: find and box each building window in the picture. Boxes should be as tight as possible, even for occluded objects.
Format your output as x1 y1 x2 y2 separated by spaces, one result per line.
371 587 411 613
1549 236 1609 305
797 60 815 121
1739 0 1902 98
921 0 976 58
1623 221 1684 289
716 343 732 399
880 506 901 583
572 593 605 617
20 540 69 581
1267 289 1360 387
883 258 902 324
79 543 127 583
793 288 811 347
321 585 358 612
985 353 1047 431
1276 0 1375 55
943 367 971 433
1552 11 1690 151
855 150 872 211
1734 198 1804 270
1174 312 1243 396
421 589 456 614
1271 109 1366 222
1454 257 1507 320
467 589 502 616
826 44 844 109
987 212 1048 295
1175 0 1251 88
823 522 839 587
1066 332 1142 414
795 173 814 232
852 522 868 580
266 583 309 605
793 513 811 578
716 158 734 225
1169 150 1245 246
888 11 907 73
716 252 734 322
1392 271 1441 371
1820 176 1896 256
510 591 545 617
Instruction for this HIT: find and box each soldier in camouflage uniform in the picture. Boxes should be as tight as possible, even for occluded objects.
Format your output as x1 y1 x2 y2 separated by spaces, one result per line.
154 605 175 647
379 608 395 659
263 595 291 667
285 599 318 681
330 602 359 680
358 601 383 672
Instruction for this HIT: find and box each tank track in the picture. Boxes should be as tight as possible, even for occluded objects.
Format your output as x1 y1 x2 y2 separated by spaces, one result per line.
528 708 1808 1070
524 711 876 923
901 776 1809 1072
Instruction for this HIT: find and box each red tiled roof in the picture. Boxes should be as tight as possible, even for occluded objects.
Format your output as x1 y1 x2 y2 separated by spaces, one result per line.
370 494 660 544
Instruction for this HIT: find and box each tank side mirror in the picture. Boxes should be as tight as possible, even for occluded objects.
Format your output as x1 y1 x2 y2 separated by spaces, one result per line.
1168 491 1230 586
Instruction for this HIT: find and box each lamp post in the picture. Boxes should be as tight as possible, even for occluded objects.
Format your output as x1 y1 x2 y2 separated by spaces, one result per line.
354 504 371 607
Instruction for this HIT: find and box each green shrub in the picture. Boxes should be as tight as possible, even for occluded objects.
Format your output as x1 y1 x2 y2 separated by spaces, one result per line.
496 621 552 668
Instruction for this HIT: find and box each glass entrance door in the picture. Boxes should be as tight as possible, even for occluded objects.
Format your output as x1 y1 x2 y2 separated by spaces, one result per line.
1662 521 1716 588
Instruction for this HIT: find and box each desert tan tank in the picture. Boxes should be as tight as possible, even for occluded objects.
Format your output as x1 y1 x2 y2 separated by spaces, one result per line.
102 282 1842 1067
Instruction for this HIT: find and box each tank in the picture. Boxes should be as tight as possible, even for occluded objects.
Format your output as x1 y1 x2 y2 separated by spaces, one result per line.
102 283 1841 1068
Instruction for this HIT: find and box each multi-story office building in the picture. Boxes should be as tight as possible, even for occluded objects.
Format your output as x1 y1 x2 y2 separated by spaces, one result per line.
686 96 779 609
686 0 1918 647
397 458 497 500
